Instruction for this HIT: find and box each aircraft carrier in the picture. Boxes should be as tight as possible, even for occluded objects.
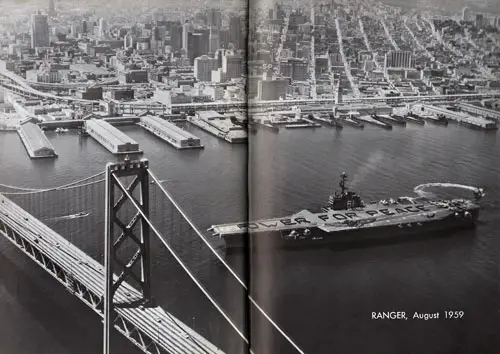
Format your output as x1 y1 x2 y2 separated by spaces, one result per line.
208 173 484 250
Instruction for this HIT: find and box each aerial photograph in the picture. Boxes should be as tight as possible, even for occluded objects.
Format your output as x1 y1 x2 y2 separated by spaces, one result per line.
0 0 499 353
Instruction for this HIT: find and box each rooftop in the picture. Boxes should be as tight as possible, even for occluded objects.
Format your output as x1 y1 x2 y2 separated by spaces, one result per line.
86 119 138 147
19 122 56 153
141 116 199 141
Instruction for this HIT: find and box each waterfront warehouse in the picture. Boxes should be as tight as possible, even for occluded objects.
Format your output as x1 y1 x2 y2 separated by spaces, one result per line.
139 115 203 149
17 121 58 158
85 118 141 154
190 111 247 143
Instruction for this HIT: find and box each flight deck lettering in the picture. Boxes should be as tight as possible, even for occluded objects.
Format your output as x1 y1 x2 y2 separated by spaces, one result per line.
258 221 278 228
405 206 420 212
295 217 311 224
236 205 429 230
332 214 347 220
280 219 297 226
237 223 259 230
380 209 395 216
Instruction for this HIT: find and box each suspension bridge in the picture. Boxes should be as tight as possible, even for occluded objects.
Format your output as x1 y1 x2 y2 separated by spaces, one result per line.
0 158 306 354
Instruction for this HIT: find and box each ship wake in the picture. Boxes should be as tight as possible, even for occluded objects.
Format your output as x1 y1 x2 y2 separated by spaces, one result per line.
44 212 90 221
414 183 485 199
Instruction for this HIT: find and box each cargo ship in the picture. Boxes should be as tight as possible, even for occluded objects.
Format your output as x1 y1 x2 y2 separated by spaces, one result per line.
208 173 484 250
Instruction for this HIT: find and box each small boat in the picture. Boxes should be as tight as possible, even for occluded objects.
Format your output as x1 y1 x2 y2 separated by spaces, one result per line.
55 127 69 133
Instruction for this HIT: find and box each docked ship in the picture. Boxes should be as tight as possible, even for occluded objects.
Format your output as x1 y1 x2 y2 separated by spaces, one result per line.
208 173 484 250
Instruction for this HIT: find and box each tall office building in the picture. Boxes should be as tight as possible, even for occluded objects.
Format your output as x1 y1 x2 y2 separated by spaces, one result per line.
188 32 208 64
194 55 218 82
30 13 50 48
170 23 182 51
462 7 471 22
229 15 243 50
209 28 220 53
222 52 243 80
384 50 415 70
475 13 484 28
182 22 193 51
98 17 107 39
124 33 134 49
258 78 288 100
207 9 222 28
48 0 57 17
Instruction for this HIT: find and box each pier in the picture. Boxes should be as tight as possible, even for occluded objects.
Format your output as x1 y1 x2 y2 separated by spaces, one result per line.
354 115 393 130
374 115 407 126
188 111 247 144
339 117 364 129
458 103 500 122
138 115 203 149
84 119 142 154
17 121 58 158
39 116 141 130
400 114 425 125
410 104 498 130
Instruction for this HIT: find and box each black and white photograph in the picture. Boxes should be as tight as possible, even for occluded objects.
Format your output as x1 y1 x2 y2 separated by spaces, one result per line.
0 0 499 353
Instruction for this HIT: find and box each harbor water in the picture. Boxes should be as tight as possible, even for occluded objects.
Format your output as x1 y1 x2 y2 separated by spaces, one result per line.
0 121 499 354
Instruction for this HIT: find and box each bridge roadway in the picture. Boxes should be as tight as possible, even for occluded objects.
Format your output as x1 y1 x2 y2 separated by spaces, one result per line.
0 194 224 354
0 69 98 107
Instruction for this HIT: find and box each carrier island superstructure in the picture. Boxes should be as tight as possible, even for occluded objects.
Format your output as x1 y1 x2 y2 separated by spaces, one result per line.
209 173 483 250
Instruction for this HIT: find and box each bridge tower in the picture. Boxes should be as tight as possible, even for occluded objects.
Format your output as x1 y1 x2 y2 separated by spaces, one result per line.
103 157 152 354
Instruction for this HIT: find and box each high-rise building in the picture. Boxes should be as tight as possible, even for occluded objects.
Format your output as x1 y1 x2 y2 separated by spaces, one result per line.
207 9 222 28
229 16 243 50
188 32 208 64
151 26 161 41
30 13 50 48
182 22 193 51
384 50 415 69
124 33 134 49
475 13 484 28
462 7 471 22
258 78 288 100
98 18 107 39
48 0 57 18
291 58 308 81
170 24 182 52
70 24 79 37
82 20 88 34
222 52 243 80
194 55 218 82
209 28 220 53
279 58 307 80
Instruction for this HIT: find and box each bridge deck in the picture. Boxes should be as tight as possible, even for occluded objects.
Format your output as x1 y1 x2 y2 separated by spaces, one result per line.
0 195 223 354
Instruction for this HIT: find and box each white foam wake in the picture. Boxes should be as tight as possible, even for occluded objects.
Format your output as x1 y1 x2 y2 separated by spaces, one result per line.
45 212 90 221
414 183 481 198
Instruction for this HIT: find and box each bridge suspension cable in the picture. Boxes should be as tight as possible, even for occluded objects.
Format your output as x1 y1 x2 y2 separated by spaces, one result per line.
148 170 307 354
2 168 306 353
1 172 105 195
112 174 251 348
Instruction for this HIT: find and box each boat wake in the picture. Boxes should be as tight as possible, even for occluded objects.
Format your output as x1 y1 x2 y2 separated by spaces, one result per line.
45 212 90 221
414 183 485 199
